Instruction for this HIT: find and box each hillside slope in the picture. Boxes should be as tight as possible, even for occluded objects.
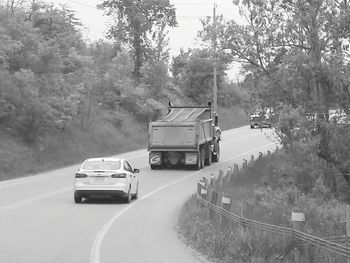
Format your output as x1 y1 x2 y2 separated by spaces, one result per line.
0 105 247 181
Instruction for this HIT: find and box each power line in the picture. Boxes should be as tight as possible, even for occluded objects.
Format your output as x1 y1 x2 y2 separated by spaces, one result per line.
172 2 213 6
177 16 207 19
65 0 98 9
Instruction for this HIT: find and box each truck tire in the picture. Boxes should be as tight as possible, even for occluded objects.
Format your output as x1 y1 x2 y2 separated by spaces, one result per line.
212 142 220 162
200 147 205 168
204 145 212 166
195 150 202 170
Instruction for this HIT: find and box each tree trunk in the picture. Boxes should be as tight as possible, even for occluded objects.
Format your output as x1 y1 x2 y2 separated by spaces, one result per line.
133 22 142 82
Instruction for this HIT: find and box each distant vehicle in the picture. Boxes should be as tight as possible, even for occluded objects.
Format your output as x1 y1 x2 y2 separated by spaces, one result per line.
148 102 221 170
73 158 139 203
306 109 350 126
329 108 348 125
249 110 272 129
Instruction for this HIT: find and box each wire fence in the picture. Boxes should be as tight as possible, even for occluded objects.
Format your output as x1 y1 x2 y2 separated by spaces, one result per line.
197 193 350 258
196 149 350 260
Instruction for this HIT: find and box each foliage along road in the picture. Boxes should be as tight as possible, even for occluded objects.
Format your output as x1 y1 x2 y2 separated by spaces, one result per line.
0 126 277 263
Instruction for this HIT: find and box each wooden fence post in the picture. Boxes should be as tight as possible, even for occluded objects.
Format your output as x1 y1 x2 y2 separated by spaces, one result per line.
346 205 350 263
225 167 232 186
217 170 224 188
291 211 306 263
234 163 239 173
210 173 215 189
250 154 254 163
200 187 208 201
209 190 218 221
197 180 204 196
240 204 246 235
202 176 209 188
221 194 232 229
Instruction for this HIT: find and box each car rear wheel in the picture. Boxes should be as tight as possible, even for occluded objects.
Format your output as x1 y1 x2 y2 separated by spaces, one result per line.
133 183 139 200
74 192 82 203
124 186 132 203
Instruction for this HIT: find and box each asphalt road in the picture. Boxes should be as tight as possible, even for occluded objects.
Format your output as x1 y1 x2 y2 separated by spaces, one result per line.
0 126 277 263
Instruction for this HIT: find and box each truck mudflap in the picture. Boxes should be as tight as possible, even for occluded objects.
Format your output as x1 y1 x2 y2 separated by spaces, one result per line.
185 152 198 165
149 152 161 166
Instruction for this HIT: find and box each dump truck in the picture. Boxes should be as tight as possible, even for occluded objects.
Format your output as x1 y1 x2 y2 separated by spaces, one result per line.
148 102 221 170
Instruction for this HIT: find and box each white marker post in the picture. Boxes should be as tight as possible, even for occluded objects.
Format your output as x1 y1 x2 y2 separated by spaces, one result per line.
200 188 208 201
197 180 204 196
221 195 232 229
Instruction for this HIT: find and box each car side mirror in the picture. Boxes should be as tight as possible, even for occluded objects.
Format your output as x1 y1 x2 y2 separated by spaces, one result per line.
133 168 140 173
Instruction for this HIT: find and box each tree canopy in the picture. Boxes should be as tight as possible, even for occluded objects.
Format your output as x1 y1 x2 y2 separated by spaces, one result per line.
98 0 177 80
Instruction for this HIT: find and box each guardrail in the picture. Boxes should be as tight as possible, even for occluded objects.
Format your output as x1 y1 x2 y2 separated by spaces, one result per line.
196 150 350 260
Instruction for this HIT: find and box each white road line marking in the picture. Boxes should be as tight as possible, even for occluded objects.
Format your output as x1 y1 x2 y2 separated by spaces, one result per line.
89 142 276 263
0 187 72 213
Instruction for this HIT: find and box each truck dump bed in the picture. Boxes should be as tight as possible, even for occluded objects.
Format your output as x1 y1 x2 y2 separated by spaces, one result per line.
163 107 209 122
149 106 213 150
148 103 221 169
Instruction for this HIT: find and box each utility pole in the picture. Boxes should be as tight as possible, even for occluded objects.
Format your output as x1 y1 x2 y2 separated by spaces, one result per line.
213 3 217 113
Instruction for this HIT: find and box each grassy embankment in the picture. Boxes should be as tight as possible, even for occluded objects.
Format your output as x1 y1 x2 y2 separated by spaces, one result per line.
178 151 347 263
0 106 248 181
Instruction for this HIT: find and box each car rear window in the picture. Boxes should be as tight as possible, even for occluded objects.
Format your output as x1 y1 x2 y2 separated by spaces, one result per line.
82 160 121 170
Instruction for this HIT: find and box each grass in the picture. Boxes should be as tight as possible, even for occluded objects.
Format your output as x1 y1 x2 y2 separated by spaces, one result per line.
178 151 348 263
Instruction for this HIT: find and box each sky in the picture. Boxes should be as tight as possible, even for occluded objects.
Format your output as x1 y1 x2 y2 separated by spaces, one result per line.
47 0 242 78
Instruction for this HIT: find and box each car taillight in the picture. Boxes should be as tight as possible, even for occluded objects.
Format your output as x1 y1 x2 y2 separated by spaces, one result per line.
111 173 127 178
75 173 87 178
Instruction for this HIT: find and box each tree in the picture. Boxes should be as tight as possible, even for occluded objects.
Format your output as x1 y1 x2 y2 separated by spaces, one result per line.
0 1 88 142
98 0 177 80
172 49 227 104
200 0 350 115
200 0 350 194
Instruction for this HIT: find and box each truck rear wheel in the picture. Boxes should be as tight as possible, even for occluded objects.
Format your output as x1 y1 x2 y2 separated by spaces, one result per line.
204 145 212 166
195 150 202 170
212 142 220 162
200 147 205 168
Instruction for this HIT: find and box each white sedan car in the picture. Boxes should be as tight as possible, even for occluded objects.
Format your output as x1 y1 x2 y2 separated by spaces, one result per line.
73 157 139 203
